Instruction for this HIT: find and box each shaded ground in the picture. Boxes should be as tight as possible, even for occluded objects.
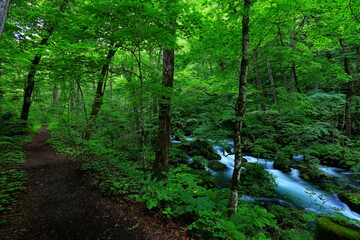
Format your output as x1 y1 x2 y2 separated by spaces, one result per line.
0 127 190 240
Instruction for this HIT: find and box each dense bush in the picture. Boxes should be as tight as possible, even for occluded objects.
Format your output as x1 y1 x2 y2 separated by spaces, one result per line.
239 163 277 197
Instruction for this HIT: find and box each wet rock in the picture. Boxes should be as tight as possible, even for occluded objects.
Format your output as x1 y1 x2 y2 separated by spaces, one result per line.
208 161 227 170
273 160 291 172
314 217 360 240
338 193 360 214
179 140 221 160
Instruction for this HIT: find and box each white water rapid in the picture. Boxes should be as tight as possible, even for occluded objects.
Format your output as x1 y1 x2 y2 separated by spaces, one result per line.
210 145 360 223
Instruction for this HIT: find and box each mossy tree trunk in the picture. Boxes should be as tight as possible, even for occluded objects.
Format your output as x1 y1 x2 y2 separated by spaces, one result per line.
153 48 175 179
229 0 250 215
339 38 355 139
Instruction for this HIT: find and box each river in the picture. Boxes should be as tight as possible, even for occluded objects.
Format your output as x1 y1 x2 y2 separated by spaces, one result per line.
209 144 360 223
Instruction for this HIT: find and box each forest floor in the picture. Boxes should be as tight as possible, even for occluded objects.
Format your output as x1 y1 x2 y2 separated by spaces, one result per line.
0 127 191 240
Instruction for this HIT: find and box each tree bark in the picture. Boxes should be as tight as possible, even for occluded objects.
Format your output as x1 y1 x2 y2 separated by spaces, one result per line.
153 48 174 179
20 38 51 120
266 59 279 106
20 0 68 120
53 84 59 104
229 0 250 215
0 0 11 40
339 38 354 138
254 65 266 111
84 45 118 140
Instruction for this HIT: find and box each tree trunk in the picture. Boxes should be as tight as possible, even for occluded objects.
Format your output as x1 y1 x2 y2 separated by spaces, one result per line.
290 62 301 93
266 59 279 106
53 84 59 104
0 0 11 40
339 38 354 138
20 43 49 120
84 45 118 140
229 0 250 215
254 65 266 111
20 0 68 120
288 17 306 93
153 48 175 179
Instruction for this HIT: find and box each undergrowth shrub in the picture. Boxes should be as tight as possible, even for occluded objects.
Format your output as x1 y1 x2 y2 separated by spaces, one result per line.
0 118 34 224
0 169 27 224
240 163 277 197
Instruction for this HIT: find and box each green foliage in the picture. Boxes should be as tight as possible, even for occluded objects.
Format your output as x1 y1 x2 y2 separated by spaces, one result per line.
338 193 360 214
240 163 277 197
1 0 360 237
224 202 277 240
280 229 313 240
0 169 27 224
267 204 313 229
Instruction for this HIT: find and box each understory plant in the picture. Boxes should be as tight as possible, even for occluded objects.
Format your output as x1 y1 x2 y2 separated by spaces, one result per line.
0 116 37 224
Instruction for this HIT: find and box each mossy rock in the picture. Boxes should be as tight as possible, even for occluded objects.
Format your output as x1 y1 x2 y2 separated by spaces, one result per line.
296 164 326 182
208 160 227 170
273 160 291 172
317 184 342 193
223 145 232 154
179 140 221 160
314 217 360 240
339 193 360 214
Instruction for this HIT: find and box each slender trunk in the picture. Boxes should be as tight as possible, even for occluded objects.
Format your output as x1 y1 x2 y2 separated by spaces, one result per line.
137 48 146 166
229 0 250 215
20 0 68 120
84 45 118 140
266 59 278 106
153 48 174 179
339 38 354 138
75 78 88 127
290 62 301 93
21 46 48 120
53 84 59 104
0 61 3 111
254 65 266 111
288 17 306 93
0 0 11 40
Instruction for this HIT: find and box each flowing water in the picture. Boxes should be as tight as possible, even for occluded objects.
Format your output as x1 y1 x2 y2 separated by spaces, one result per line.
209 145 360 223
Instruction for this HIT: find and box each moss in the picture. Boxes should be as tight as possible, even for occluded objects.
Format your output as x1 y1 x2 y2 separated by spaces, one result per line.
297 164 325 182
179 140 221 160
314 217 360 240
207 160 227 170
339 193 360 214
273 160 291 172
317 184 342 193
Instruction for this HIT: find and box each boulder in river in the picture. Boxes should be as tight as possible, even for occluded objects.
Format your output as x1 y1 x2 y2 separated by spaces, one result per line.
208 160 227 170
338 193 360 214
314 217 360 240
179 140 221 160
273 160 291 172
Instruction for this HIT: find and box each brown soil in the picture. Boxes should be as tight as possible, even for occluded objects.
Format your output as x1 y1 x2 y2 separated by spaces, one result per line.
0 127 191 240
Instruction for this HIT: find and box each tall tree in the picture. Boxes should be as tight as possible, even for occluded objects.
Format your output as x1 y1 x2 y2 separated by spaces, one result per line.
153 0 178 179
84 44 119 140
0 0 11 39
20 0 68 120
229 0 251 214
339 38 355 138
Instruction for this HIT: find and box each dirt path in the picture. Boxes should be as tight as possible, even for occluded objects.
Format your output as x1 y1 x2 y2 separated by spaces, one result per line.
0 127 146 240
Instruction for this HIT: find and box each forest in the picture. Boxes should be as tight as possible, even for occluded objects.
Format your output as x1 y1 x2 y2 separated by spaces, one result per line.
1 0 360 239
